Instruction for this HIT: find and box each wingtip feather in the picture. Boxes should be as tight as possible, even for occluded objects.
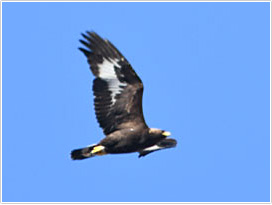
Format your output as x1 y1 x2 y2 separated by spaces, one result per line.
78 47 91 56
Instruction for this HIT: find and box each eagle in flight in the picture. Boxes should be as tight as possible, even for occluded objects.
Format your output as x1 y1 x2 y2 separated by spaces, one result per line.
71 32 177 159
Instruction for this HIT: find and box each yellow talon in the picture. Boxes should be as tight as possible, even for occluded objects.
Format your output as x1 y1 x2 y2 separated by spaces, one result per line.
91 145 106 155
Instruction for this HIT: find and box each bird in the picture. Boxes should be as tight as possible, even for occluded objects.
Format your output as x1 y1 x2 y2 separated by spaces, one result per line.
71 32 177 160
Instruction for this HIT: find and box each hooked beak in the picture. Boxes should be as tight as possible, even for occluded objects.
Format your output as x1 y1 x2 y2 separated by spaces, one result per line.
162 131 171 137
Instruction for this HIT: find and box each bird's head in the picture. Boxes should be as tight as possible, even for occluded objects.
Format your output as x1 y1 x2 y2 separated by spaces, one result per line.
148 128 171 140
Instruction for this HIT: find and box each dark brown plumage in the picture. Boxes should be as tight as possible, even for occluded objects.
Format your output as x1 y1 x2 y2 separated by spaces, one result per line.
71 32 177 159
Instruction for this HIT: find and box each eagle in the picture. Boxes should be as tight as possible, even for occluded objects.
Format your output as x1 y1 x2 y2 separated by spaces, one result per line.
71 32 177 159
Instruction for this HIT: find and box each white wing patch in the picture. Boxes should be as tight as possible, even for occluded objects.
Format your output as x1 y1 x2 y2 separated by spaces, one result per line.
97 58 127 105
98 58 119 79
142 145 163 152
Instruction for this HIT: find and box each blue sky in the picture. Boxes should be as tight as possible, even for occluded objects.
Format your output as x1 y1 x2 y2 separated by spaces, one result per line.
2 2 270 202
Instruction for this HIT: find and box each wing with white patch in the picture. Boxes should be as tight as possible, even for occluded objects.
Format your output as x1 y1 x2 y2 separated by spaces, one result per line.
79 32 147 135
138 138 177 157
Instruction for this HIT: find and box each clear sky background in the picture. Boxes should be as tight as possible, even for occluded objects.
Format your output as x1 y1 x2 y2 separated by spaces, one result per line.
2 2 270 202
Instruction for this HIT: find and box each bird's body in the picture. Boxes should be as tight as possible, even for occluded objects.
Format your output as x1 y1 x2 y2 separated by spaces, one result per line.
100 127 167 154
71 32 177 159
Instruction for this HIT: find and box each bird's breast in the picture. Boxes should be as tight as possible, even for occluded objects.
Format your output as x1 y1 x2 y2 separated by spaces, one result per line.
103 129 155 154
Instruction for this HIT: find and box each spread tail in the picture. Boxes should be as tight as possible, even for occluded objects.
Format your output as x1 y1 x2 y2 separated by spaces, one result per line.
71 144 106 160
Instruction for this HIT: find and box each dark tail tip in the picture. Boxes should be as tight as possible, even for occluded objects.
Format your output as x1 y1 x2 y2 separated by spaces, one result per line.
71 146 95 160
71 148 86 160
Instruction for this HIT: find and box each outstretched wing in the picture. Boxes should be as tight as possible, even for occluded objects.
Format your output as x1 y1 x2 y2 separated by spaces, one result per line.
79 32 147 135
